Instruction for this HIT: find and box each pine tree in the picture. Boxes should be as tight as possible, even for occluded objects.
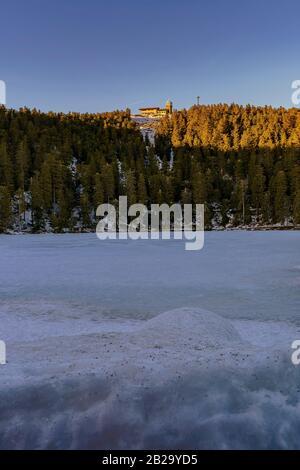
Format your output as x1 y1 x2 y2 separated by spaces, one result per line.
0 141 12 188
125 169 136 206
102 164 115 202
30 174 45 231
273 171 289 224
94 172 104 208
232 179 249 225
40 159 53 210
80 191 90 228
250 163 265 219
15 139 29 191
137 173 147 205
191 170 207 204
292 190 300 225
15 187 26 228
0 185 11 232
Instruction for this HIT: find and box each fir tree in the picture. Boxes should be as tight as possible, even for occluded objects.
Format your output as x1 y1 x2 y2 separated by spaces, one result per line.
0 185 11 232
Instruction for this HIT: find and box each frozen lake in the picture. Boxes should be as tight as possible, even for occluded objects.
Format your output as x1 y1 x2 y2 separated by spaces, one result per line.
1 231 300 322
1 231 300 449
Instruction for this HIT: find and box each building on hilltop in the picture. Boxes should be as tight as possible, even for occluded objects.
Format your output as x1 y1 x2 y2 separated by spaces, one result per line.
139 100 173 118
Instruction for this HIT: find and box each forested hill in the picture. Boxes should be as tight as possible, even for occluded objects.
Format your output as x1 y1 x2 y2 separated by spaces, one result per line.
156 104 300 228
0 104 299 233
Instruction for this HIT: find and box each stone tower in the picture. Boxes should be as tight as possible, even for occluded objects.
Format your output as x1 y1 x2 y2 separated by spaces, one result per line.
165 100 173 115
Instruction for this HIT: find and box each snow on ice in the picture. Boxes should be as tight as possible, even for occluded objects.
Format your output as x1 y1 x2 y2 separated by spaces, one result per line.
0 231 300 449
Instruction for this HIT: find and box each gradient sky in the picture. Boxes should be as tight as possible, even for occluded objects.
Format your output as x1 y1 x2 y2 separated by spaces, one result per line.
2 0 300 113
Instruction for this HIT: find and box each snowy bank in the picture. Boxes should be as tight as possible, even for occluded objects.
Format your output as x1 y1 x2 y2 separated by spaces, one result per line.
0 306 300 449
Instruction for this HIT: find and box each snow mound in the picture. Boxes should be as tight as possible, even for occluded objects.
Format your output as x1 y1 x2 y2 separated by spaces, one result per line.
132 307 241 348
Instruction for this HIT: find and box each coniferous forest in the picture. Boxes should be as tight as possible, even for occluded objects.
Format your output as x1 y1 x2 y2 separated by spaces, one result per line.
0 103 299 233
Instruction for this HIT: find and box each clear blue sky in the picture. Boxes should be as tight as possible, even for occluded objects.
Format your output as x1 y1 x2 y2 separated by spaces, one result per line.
2 0 300 113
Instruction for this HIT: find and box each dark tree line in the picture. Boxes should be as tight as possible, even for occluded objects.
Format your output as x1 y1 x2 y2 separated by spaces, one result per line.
0 103 299 232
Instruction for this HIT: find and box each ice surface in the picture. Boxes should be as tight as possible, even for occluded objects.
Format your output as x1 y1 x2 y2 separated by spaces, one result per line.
0 232 300 449
1 231 299 321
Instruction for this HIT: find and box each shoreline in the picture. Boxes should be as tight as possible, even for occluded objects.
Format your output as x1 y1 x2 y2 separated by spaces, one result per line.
1 226 300 235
